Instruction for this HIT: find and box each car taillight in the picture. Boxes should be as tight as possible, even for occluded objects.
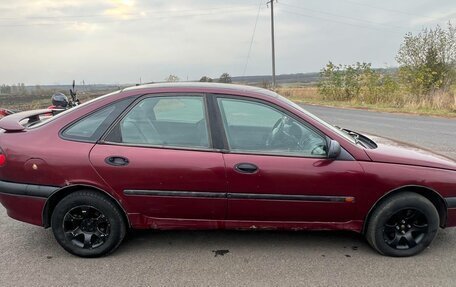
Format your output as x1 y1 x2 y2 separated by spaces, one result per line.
0 151 5 167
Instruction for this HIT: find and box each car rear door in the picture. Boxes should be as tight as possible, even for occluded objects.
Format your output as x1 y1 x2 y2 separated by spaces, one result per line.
89 94 227 221
216 96 364 223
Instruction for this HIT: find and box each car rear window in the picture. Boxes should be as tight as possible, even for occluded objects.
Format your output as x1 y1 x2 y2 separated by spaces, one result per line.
60 98 132 143
28 91 122 129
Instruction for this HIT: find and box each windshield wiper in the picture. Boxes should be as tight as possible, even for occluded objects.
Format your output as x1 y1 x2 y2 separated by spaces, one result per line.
341 129 367 147
342 129 380 149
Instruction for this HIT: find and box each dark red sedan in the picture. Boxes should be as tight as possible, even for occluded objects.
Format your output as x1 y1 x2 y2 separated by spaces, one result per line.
0 83 455 257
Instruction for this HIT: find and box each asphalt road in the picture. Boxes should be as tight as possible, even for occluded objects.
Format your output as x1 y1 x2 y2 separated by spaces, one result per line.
0 106 455 287
303 105 456 160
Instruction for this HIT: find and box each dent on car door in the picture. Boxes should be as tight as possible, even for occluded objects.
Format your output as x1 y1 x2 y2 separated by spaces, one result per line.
216 97 364 223
89 94 227 221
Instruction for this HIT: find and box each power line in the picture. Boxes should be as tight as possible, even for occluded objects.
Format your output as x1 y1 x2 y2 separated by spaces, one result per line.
280 8 407 33
342 0 441 21
0 7 255 28
280 2 406 29
0 5 257 21
242 0 264 77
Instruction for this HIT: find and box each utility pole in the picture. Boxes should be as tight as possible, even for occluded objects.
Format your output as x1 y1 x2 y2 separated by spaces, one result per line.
267 0 277 88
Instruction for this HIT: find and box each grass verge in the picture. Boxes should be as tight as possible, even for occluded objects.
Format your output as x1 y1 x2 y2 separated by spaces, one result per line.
276 87 456 118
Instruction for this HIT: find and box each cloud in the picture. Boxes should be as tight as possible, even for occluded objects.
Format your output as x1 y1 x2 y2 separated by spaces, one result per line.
66 21 101 32
410 9 456 26
0 0 455 85
104 0 137 20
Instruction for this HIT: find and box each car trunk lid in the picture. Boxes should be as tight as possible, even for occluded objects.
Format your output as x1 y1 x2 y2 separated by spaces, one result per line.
0 109 53 132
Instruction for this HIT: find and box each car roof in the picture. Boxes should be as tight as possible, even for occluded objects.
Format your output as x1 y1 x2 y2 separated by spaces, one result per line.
122 82 280 99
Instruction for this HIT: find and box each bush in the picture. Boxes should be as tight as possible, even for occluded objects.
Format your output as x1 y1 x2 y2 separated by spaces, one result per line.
396 22 456 100
218 73 232 83
199 76 213 82
165 75 180 82
318 62 400 104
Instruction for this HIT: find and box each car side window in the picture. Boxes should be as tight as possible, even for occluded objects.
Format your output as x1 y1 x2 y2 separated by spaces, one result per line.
61 99 132 143
217 98 327 157
106 96 210 149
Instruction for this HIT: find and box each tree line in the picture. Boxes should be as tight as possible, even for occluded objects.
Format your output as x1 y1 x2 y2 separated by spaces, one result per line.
1 72 234 97
165 73 232 83
0 83 28 95
0 83 55 98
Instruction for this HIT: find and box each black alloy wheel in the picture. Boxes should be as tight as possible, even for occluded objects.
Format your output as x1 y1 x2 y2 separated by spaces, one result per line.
51 190 127 257
366 192 439 257
63 205 110 249
383 208 428 250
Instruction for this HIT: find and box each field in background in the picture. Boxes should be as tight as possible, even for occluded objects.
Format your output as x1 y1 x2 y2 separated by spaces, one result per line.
276 86 456 117
0 89 116 111
0 84 455 118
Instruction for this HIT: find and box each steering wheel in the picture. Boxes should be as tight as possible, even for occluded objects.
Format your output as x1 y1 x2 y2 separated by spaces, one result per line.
266 116 287 148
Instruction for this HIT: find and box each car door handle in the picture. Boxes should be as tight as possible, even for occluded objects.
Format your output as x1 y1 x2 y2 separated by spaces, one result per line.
105 156 129 166
234 163 258 174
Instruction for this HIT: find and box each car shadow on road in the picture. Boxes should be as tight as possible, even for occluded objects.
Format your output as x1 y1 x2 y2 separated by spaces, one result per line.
14 223 455 259
115 228 371 257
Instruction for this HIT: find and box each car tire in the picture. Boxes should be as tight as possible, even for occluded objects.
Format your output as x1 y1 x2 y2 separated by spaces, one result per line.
366 192 439 257
51 190 127 257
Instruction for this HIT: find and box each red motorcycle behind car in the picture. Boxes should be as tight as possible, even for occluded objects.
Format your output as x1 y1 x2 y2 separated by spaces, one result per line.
0 108 14 119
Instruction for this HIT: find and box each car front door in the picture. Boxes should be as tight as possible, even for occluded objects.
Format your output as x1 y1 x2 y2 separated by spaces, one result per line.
216 96 364 223
89 94 227 222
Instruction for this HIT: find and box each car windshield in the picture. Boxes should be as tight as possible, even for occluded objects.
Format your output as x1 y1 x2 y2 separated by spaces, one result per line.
27 90 121 129
269 91 357 144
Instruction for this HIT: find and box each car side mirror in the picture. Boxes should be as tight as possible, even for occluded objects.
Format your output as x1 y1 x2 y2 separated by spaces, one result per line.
327 140 341 159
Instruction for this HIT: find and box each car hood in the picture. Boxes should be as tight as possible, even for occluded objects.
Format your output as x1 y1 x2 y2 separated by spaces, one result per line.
362 134 456 171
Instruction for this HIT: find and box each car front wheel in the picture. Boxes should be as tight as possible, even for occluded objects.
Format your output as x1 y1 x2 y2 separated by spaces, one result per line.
366 192 439 257
51 190 127 257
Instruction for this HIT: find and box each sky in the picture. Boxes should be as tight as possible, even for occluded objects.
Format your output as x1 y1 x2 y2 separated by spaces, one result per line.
0 0 454 85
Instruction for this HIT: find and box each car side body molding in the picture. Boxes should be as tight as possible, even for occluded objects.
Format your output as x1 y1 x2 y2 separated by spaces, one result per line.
124 189 355 203
445 197 456 208
0 180 58 198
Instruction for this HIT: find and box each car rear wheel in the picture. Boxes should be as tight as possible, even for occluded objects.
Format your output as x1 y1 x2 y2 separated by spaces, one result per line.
51 190 127 257
366 192 439 257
